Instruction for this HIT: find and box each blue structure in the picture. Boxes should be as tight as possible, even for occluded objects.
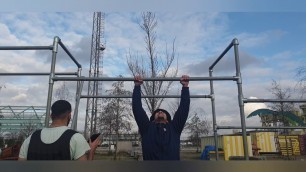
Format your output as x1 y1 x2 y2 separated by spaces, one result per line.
200 145 216 160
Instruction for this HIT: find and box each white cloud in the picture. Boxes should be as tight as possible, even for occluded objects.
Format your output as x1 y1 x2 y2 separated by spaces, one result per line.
237 30 286 48
11 93 27 102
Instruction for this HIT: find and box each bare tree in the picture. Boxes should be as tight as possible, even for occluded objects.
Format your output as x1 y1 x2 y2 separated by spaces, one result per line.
185 112 211 152
97 77 133 159
127 12 178 115
268 80 295 133
296 66 306 98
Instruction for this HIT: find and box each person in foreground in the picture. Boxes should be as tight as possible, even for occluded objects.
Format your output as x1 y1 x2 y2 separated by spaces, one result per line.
132 75 190 160
19 100 101 160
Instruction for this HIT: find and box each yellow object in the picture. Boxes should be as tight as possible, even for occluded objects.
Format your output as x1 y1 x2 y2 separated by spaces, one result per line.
223 135 253 160
278 135 300 156
255 132 277 153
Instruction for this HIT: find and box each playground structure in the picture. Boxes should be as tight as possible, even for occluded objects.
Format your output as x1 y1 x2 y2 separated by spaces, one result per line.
1 36 306 161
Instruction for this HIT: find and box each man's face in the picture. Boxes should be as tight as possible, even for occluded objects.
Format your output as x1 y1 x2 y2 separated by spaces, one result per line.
154 111 167 122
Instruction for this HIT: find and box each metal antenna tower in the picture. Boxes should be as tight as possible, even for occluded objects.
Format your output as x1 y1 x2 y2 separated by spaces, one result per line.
84 12 105 138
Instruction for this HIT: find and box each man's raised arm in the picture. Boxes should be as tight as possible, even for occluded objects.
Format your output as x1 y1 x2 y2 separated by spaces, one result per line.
172 75 190 133
132 75 150 134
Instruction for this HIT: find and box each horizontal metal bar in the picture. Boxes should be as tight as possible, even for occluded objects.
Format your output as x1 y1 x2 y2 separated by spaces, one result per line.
0 119 43 124
217 126 306 129
53 76 239 82
0 72 78 76
0 46 53 50
243 98 306 103
0 125 43 129
80 95 212 98
0 128 33 131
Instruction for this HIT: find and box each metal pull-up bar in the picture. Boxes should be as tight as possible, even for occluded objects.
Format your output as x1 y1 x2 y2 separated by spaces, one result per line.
0 46 53 50
52 76 239 81
217 126 306 130
0 72 78 76
80 95 212 99
243 98 306 103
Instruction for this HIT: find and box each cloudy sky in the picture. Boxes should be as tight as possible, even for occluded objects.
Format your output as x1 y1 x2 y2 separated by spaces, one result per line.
1 1 306 136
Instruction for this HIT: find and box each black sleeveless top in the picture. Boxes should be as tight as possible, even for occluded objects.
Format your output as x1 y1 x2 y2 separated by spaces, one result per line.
27 129 77 160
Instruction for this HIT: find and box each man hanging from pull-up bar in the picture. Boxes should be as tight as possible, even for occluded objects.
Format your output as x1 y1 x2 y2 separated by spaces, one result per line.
132 75 190 160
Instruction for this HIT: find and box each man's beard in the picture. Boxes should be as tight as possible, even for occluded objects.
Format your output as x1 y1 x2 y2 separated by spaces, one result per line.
67 117 71 126
155 116 167 123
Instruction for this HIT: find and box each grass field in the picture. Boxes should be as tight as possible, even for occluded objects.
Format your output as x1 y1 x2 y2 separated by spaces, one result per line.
93 147 202 161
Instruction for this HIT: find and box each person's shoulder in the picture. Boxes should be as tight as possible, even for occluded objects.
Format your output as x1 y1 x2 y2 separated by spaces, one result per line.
71 132 86 142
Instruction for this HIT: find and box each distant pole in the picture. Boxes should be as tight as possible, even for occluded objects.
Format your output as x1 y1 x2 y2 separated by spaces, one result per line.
84 12 105 138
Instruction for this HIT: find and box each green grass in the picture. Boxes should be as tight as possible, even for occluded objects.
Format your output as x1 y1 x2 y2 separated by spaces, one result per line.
93 149 202 161
180 150 202 160
93 151 137 161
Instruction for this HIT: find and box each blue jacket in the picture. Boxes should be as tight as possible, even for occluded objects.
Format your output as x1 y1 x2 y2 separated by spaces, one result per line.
132 86 190 160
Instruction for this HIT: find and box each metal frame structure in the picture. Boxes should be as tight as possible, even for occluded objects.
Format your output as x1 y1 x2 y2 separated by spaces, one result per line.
2 36 306 161
42 38 306 160
208 39 306 160
0 36 81 131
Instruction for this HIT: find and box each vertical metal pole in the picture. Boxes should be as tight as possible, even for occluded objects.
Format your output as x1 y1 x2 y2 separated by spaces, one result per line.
45 36 60 126
209 69 219 160
233 38 249 160
71 68 83 130
93 77 98 134
84 100 90 138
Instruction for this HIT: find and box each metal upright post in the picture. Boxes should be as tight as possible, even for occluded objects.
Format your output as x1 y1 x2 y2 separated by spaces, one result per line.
233 38 249 160
208 39 236 161
45 36 60 127
209 69 219 160
71 68 83 130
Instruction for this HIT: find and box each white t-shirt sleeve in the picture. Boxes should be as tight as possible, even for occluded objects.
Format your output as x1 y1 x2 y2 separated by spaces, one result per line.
70 133 90 160
19 135 32 159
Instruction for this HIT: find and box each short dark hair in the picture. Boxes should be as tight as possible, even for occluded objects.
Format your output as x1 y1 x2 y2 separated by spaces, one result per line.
51 100 72 120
